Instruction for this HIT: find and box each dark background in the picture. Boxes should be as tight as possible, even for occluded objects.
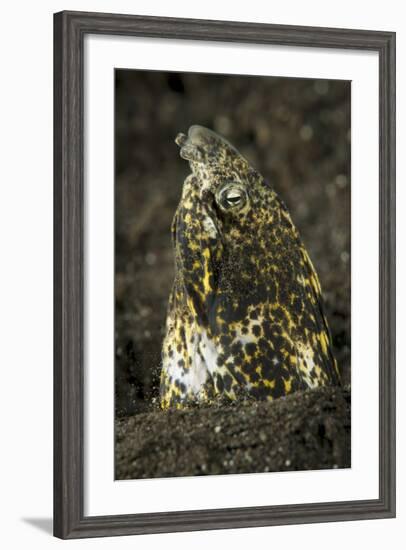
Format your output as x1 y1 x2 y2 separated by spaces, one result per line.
115 70 351 417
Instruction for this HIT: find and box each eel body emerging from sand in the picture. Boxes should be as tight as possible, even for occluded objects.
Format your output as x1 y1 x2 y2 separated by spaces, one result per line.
160 126 340 409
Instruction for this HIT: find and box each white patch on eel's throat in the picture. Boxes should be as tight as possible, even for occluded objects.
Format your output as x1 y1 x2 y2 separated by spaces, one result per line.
202 215 217 238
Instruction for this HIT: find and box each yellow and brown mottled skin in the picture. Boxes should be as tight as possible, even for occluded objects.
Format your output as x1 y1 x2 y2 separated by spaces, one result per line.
160 125 340 409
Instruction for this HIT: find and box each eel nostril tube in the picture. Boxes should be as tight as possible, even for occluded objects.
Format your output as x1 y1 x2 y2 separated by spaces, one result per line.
175 132 205 163
175 132 188 147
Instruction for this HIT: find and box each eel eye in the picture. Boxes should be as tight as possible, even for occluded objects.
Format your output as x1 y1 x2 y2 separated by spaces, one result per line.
216 183 248 212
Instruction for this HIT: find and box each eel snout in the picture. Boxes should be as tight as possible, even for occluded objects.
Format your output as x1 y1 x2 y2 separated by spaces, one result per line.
175 125 236 164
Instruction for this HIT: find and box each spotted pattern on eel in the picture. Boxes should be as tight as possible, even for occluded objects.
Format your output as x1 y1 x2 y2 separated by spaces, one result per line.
160 125 340 409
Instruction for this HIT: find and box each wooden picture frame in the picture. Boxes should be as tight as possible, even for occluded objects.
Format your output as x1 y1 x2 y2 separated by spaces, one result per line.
54 10 396 539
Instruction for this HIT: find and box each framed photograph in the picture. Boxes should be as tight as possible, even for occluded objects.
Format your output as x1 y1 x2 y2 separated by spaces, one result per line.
54 10 396 539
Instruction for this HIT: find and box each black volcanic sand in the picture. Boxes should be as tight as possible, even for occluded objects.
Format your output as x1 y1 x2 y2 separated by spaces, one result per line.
114 71 351 478
116 386 350 479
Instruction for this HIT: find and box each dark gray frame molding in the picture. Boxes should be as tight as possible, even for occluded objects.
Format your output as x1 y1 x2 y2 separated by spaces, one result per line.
54 10 396 539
